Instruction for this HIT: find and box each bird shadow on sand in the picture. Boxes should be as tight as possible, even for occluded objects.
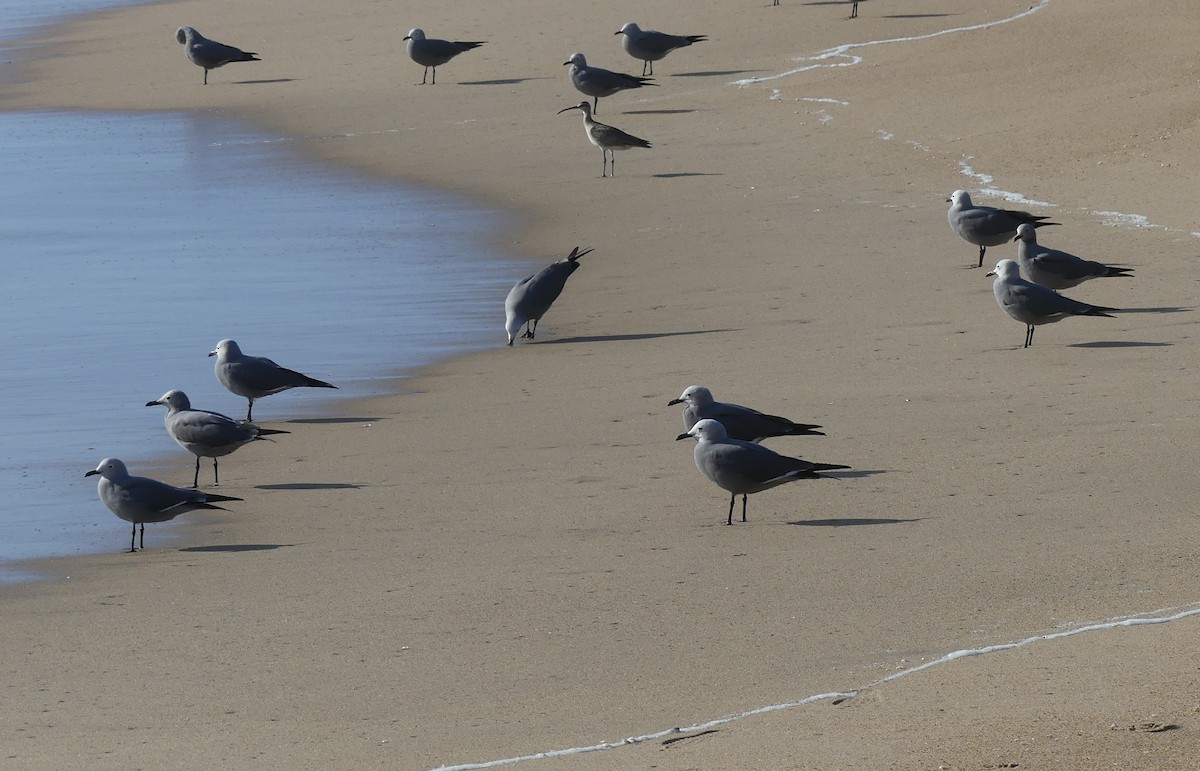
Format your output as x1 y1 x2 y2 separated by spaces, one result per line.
883 13 955 19
545 328 737 345
653 172 722 179
180 543 294 553
255 483 363 491
672 70 764 78
287 416 383 425
789 517 922 527
1114 306 1193 314
460 77 552 86
1069 341 1172 349
622 108 696 115
234 78 297 85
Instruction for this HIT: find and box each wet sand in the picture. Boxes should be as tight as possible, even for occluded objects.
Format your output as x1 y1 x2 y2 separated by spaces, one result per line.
3 0 1200 767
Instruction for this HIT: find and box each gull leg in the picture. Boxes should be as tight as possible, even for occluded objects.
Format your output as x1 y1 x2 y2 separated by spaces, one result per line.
139 524 145 551
213 458 220 486
741 495 748 523
977 245 986 268
727 494 736 526
1025 325 1035 348
129 522 137 552
192 456 201 488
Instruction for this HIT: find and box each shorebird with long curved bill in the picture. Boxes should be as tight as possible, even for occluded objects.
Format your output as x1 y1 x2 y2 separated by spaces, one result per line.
504 247 592 345
557 101 651 178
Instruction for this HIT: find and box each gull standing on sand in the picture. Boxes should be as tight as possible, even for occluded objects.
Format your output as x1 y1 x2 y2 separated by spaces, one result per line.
947 190 1059 268
210 339 337 421
147 390 288 487
505 247 592 345
1013 223 1133 290
987 259 1118 348
676 419 849 525
614 23 707 76
557 101 651 178
403 28 484 85
563 52 656 114
86 458 242 552
175 26 260 85
668 385 823 443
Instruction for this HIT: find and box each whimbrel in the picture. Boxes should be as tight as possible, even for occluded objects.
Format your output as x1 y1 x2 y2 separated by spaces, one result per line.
557 101 651 178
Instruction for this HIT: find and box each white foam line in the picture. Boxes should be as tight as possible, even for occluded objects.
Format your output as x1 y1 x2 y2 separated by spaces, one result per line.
956 159 1199 235
876 603 1200 685
430 602 1200 770
732 0 1052 86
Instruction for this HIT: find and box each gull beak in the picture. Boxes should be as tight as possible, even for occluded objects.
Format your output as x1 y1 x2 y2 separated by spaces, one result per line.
675 431 692 441
667 398 684 406
985 270 997 277
208 349 218 357
403 35 411 41
84 469 100 477
145 399 162 407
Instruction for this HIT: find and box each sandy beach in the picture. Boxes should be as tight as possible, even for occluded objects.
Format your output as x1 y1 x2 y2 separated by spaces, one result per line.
4 0 1200 768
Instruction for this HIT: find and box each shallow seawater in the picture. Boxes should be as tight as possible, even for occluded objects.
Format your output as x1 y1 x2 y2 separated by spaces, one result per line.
0 10 525 575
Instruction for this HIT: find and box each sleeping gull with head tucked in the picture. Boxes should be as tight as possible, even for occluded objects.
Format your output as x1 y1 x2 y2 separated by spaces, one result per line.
175 26 260 85
86 457 241 552
987 259 1118 348
676 419 848 525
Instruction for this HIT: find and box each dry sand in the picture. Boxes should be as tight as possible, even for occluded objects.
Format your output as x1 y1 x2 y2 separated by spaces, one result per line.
4 0 1200 767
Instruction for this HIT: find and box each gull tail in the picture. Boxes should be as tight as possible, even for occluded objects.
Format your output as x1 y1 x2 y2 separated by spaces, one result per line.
684 35 708 44
202 492 243 505
1104 266 1134 278
253 428 291 438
